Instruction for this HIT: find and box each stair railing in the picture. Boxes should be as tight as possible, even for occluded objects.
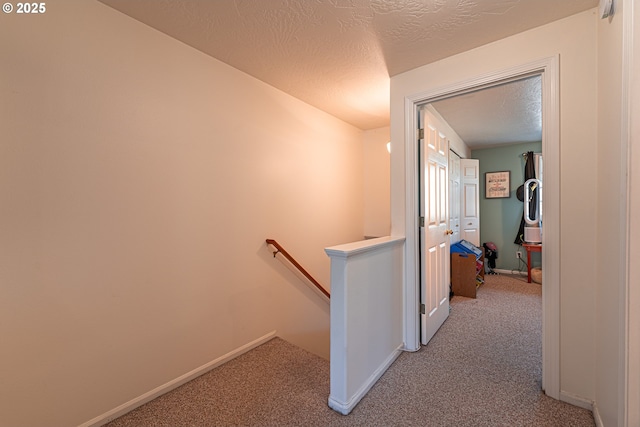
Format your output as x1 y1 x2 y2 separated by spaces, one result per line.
266 239 330 300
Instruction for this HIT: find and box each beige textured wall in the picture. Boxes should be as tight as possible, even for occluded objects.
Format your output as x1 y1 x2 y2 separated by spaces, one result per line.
391 9 598 402
363 127 391 238
0 1 364 426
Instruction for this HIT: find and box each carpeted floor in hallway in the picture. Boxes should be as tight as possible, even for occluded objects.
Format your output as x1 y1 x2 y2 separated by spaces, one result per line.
106 274 595 427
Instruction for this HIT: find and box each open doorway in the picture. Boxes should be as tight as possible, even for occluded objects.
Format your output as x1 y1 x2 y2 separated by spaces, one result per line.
402 57 560 399
430 74 543 278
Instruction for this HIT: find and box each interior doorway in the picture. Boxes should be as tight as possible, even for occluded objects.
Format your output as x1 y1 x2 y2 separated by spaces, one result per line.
403 56 560 400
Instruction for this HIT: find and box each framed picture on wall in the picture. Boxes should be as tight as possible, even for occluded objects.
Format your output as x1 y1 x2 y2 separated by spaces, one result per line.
485 171 510 198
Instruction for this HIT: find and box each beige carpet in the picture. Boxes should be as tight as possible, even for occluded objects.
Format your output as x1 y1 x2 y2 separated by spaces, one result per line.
106 274 595 426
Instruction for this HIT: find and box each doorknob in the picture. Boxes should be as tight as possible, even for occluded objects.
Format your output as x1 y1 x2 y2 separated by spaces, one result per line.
445 229 453 235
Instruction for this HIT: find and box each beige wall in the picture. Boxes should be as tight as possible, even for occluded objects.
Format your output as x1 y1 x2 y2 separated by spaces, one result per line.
595 1 625 425
595 0 640 425
391 9 598 403
363 127 391 238
0 1 365 426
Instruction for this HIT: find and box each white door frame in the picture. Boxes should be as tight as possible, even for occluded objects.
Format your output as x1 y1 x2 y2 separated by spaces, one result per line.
622 0 638 423
402 56 560 399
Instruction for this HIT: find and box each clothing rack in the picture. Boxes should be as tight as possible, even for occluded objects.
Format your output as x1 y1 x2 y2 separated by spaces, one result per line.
522 152 542 157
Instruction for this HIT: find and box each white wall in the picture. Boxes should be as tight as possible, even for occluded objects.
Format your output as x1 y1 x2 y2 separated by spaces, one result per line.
363 127 391 238
0 1 365 426
391 9 598 403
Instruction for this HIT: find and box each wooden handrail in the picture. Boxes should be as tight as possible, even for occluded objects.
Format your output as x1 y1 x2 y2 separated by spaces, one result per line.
266 239 330 299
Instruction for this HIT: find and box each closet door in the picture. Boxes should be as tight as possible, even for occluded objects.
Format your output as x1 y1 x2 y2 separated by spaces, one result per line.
449 150 461 244
460 159 480 246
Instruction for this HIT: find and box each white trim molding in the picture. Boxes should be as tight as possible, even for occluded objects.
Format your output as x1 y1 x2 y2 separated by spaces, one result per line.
593 401 605 427
560 389 594 411
622 0 639 425
401 56 561 399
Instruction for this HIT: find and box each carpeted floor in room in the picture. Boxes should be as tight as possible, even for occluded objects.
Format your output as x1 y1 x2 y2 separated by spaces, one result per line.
105 274 595 427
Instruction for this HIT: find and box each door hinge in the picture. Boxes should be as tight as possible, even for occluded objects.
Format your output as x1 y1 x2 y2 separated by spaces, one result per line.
419 216 425 227
418 128 424 140
420 304 426 315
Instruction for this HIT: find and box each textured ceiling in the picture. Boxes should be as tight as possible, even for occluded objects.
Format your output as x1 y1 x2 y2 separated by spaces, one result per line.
98 0 596 143
431 75 542 149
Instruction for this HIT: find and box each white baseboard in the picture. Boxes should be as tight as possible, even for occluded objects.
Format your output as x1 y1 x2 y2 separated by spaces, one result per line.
560 390 594 411
79 331 277 427
492 268 527 276
328 345 403 415
592 401 604 427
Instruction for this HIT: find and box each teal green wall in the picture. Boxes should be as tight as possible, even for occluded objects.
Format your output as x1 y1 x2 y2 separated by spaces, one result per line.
471 142 542 272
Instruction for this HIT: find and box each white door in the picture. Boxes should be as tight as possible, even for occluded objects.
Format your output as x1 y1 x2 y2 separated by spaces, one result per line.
420 106 450 345
460 159 480 246
449 150 461 244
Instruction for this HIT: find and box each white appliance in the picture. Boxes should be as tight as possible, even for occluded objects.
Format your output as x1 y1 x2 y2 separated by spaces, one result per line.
524 178 542 243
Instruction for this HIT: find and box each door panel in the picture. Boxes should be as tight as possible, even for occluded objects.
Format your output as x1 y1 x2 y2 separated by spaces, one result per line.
460 159 480 246
420 106 450 345
449 151 461 244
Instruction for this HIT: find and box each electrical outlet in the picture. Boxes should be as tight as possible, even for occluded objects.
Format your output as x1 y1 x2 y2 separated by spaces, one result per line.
516 251 522 259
